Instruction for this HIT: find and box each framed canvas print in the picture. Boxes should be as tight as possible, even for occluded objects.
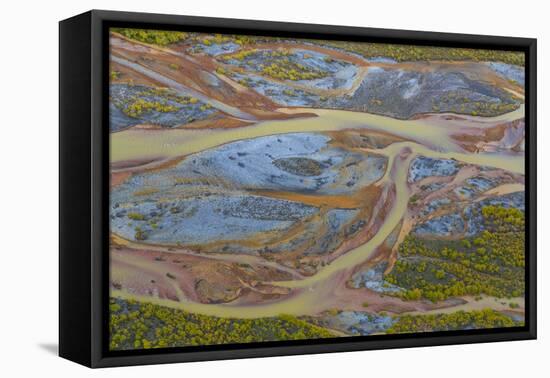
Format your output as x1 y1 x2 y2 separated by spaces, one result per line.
59 10 537 368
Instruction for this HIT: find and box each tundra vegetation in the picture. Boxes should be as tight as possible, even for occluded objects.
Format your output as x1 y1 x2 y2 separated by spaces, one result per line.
110 85 214 129
111 28 188 46
109 298 335 350
318 40 525 66
220 49 330 81
111 27 524 66
431 93 521 117
110 298 524 349
384 205 525 302
113 87 204 118
386 309 524 334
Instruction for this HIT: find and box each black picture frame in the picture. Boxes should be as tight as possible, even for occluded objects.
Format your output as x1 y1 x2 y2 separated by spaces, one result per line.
59 9 537 368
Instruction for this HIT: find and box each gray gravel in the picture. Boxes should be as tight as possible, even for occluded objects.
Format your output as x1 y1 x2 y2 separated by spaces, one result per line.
408 156 460 183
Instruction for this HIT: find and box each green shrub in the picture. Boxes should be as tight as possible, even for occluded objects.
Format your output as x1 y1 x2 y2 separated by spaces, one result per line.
385 205 525 302
109 298 335 350
387 309 522 334
127 212 145 221
111 28 187 46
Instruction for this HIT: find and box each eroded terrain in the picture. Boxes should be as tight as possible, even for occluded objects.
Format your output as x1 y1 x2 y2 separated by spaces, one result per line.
108 29 526 350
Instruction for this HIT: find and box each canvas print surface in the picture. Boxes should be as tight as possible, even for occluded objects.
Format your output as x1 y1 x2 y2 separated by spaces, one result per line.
108 28 526 351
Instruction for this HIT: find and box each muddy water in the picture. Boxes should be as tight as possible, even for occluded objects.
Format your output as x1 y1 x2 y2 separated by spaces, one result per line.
111 106 525 318
111 104 524 171
482 183 525 197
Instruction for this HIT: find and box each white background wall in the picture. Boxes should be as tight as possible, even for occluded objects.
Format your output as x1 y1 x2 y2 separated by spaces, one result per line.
0 0 546 376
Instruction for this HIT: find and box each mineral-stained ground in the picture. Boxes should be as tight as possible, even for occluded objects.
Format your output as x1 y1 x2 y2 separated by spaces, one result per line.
108 29 526 350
